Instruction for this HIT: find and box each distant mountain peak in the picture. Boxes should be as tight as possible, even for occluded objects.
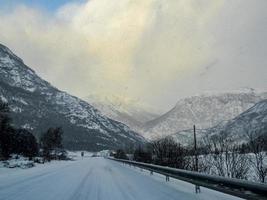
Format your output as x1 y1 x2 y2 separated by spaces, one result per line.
142 91 267 140
83 94 161 135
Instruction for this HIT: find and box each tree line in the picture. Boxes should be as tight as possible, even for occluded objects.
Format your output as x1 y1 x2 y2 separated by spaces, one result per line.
0 100 65 161
114 130 267 183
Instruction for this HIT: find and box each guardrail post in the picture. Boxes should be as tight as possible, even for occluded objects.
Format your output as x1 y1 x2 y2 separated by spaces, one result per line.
166 175 170 182
195 185 201 193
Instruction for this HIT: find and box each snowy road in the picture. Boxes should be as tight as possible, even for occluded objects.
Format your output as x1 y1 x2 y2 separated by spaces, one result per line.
0 157 243 200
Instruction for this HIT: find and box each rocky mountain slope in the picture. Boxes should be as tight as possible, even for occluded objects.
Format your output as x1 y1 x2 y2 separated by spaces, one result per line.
169 99 267 146
0 43 145 151
207 99 267 142
142 91 267 139
84 95 160 133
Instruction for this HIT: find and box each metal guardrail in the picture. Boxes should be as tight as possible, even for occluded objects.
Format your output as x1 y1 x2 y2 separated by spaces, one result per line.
109 158 267 200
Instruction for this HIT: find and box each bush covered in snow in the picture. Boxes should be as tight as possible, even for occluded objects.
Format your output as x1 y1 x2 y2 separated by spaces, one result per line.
0 155 35 169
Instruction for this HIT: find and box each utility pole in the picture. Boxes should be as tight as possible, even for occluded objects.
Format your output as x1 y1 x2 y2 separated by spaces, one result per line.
194 125 198 172
193 125 200 193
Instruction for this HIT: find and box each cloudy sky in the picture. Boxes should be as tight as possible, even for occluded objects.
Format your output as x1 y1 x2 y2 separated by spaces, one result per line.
0 0 266 112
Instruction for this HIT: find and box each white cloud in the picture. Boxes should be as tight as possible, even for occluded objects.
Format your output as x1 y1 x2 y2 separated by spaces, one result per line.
0 0 266 111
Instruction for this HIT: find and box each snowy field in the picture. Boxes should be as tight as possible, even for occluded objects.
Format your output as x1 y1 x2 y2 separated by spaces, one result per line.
0 157 243 200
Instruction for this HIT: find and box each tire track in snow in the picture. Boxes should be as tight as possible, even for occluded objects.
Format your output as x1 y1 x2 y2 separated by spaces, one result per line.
68 167 93 200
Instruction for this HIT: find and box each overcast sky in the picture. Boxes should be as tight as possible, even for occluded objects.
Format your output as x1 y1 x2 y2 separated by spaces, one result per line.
0 0 266 112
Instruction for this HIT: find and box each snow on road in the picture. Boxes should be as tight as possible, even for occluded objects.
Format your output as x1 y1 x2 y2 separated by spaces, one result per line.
0 157 243 200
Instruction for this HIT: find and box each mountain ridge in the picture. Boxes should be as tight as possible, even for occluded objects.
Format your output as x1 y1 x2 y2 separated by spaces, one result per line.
142 91 267 139
84 94 160 133
0 43 146 151
169 99 267 146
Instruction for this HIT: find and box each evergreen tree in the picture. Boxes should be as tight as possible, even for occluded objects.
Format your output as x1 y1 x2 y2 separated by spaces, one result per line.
40 127 63 160
13 129 39 158
114 149 128 160
0 101 14 159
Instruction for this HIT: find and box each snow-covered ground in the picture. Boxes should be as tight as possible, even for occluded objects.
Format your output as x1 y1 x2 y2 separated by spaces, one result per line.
0 155 35 169
67 151 94 159
0 157 243 200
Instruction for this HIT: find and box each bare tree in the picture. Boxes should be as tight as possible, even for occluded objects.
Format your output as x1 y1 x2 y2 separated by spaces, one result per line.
246 129 267 183
202 133 249 180
203 134 229 177
152 137 190 169
226 145 249 180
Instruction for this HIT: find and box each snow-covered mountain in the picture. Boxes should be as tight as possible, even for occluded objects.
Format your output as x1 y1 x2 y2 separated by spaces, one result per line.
142 91 267 139
84 95 160 133
166 129 207 147
207 99 267 142
167 99 267 146
0 43 145 151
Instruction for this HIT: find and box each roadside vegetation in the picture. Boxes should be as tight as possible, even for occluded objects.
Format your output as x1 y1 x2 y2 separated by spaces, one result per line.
115 133 267 183
0 100 67 167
